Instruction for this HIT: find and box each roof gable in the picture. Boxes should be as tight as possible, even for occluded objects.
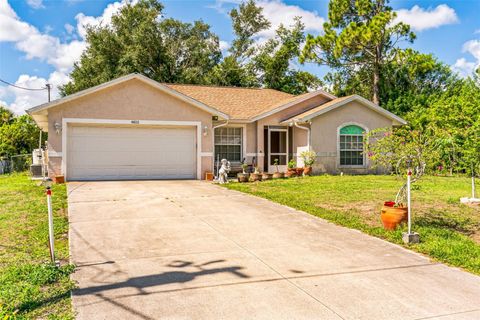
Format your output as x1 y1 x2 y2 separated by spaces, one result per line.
282 95 407 125
26 74 229 119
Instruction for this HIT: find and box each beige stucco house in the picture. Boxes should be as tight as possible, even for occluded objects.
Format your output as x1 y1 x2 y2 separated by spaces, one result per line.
27 73 406 181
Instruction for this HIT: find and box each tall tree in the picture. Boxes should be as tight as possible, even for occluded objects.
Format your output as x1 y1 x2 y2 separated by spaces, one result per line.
209 0 322 93
253 18 323 94
61 0 221 95
229 0 271 60
301 0 415 105
208 0 270 87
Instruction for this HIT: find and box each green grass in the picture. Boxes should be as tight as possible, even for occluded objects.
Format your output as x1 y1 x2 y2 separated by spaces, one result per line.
0 173 75 319
224 175 480 274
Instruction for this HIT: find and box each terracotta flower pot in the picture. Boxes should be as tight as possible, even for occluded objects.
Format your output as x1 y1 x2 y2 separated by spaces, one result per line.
381 206 408 230
303 166 312 176
55 175 65 184
285 170 297 178
272 172 284 179
250 173 262 182
296 167 304 176
237 173 250 183
205 172 214 181
262 173 273 180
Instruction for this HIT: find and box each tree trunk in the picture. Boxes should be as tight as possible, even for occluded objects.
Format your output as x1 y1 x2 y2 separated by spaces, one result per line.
372 67 380 105
373 45 381 105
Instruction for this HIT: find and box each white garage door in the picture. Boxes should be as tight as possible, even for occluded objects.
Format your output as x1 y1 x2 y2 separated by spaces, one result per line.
67 125 196 180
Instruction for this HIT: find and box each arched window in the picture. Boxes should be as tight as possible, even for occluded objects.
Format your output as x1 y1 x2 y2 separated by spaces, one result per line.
339 125 365 166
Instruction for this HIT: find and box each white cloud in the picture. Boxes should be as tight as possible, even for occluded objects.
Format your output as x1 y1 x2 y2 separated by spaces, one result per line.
210 0 324 41
475 29 480 35
1 72 70 114
219 40 230 51
257 1 324 40
0 0 86 74
26 0 44 9
64 23 74 34
452 58 476 78
207 0 241 15
0 0 137 113
394 4 458 31
0 0 38 42
463 39 480 61
75 0 136 39
451 39 480 78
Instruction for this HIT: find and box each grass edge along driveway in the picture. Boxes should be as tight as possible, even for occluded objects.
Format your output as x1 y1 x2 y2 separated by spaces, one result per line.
224 175 480 275
0 173 75 319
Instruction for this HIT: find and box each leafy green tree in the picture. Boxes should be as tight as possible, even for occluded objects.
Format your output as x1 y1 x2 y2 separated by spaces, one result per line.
253 18 323 94
0 106 14 125
61 0 221 95
208 55 258 87
412 78 480 174
301 0 415 104
0 113 42 157
208 0 269 87
210 1 322 93
369 77 480 175
229 0 271 60
380 49 457 115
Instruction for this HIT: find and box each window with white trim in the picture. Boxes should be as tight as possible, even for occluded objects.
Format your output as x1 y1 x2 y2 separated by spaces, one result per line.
339 125 365 166
214 127 242 162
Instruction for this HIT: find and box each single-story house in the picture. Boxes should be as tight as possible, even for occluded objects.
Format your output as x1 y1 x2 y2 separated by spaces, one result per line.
27 73 406 181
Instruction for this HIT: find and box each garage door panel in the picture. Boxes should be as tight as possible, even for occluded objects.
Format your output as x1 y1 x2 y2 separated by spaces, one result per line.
67 125 196 180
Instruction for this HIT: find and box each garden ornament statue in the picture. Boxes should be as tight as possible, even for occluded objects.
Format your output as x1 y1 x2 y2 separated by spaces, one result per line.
218 159 231 184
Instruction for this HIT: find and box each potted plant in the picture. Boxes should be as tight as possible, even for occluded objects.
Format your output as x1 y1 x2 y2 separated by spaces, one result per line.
250 166 262 182
300 150 316 176
262 172 273 180
237 162 250 183
272 158 284 179
295 167 304 176
366 127 435 230
286 159 297 178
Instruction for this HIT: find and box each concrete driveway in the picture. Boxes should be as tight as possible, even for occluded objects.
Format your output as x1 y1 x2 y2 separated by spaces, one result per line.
68 181 480 320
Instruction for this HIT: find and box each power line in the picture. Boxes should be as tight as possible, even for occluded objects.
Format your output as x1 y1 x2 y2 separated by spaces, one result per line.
0 78 47 91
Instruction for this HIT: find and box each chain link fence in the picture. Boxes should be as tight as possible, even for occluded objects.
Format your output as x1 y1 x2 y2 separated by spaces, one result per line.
0 154 32 174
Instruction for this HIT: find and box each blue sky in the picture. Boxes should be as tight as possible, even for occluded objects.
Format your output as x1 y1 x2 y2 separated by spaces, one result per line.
0 0 479 113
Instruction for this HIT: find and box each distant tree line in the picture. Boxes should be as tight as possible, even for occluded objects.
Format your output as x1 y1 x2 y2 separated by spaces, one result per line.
61 0 322 96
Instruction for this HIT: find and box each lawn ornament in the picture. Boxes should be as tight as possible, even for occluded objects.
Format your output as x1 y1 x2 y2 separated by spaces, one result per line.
218 159 231 184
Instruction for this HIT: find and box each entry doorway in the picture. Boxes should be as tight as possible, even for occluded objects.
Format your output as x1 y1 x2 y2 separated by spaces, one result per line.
268 127 288 173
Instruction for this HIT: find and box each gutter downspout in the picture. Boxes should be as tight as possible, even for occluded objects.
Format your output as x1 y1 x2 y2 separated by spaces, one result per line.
294 121 311 149
212 120 229 178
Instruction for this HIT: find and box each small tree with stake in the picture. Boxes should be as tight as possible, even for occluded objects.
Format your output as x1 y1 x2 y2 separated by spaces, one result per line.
365 127 438 205
365 127 438 236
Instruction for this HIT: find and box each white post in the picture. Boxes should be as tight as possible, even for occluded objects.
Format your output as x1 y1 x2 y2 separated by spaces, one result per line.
472 163 476 199
407 169 412 235
473 175 476 199
46 187 55 263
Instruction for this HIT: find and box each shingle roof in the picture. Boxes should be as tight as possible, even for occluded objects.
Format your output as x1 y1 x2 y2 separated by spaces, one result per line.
163 84 296 120
282 96 353 122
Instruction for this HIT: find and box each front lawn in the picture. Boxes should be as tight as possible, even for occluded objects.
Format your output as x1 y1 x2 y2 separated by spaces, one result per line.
225 175 480 274
0 173 75 319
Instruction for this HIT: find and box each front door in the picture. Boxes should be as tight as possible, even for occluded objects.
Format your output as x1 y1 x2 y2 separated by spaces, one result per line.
268 128 288 173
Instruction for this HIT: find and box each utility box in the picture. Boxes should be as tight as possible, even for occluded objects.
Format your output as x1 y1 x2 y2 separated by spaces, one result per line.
32 149 42 165
30 164 43 178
